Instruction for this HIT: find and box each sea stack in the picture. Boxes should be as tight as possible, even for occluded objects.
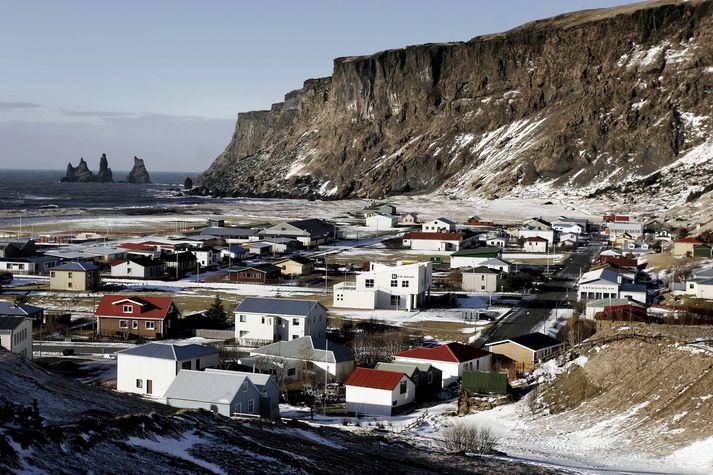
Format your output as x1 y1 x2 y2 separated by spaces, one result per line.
96 153 114 182
127 156 152 184
60 158 96 182
183 177 193 189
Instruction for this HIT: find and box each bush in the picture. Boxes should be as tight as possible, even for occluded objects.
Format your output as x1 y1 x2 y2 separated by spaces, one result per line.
441 423 497 454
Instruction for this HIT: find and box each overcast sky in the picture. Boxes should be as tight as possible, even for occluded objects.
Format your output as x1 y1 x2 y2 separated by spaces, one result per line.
0 0 638 172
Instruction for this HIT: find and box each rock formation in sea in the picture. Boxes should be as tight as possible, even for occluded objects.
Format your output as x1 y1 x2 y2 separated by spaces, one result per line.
183 177 193 189
96 153 114 182
126 156 152 184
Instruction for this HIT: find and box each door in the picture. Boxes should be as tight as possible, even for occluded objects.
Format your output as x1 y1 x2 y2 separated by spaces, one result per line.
146 379 153 395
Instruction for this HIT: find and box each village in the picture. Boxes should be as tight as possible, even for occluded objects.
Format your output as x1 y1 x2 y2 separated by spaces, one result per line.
1 200 711 429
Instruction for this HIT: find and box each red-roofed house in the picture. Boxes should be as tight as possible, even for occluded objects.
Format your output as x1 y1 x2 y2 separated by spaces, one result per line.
523 236 549 253
345 368 415 416
394 342 492 387
673 237 703 256
595 304 650 323
402 231 475 251
95 295 179 339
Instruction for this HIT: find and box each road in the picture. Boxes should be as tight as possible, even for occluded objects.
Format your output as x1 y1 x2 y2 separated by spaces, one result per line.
476 240 604 347
34 341 132 357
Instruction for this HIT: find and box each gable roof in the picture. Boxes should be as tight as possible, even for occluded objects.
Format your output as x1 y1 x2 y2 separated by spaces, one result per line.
403 231 463 241
0 300 44 316
462 266 498 275
427 217 456 225
117 342 218 360
451 247 502 257
250 336 353 363
345 368 406 390
229 264 281 274
525 236 549 242
234 297 325 317
480 258 512 267
113 255 164 268
96 295 175 319
395 342 491 363
0 316 28 332
204 368 278 390
276 256 313 265
489 333 562 351
53 262 99 272
374 362 435 378
674 237 702 244
165 370 253 404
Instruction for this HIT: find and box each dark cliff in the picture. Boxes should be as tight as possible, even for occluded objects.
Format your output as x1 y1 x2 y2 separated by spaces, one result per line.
126 156 151 184
61 154 114 183
198 0 713 200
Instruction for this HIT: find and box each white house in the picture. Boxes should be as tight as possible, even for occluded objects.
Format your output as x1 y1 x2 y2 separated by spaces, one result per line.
0 316 32 359
111 256 165 279
116 343 220 397
402 231 474 251
518 228 555 244
606 222 644 241
345 368 416 416
480 257 512 274
485 236 507 248
193 247 221 268
333 261 432 311
461 266 502 293
523 236 549 253
247 336 355 382
449 247 503 269
685 278 713 299
552 222 583 234
393 342 492 388
577 267 628 301
233 297 327 347
558 232 579 244
365 213 398 229
421 218 456 233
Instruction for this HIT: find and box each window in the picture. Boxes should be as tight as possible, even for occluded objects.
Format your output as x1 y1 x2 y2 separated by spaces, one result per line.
68 272 73 278
50 271 55 278
390 295 400 306
239 314 246 322
122 305 133 313
67 282 72 288
236 403 241 414
365 279 374 288
119 320 128 329
248 399 255 413
400 380 407 394
126 268 132 274
182 361 191 370
336 293 343 301
132 320 138 329
261 317 265 324
390 279 398 287
428 373 433 384
292 335 298 340
287 368 296 376
145 321 155 330
136 379 143 388
239 330 248 337
196 359 200 370
242 381 248 392
392 400 397 406
402 280 409 288
292 318 300 326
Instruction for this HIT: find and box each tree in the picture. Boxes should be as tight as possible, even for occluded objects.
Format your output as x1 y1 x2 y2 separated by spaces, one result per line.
205 295 228 329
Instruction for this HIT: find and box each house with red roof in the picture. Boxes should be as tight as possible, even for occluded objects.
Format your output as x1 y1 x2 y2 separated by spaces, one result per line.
402 230 477 252
523 236 549 253
673 237 703 256
393 342 492 388
345 367 415 416
95 295 179 339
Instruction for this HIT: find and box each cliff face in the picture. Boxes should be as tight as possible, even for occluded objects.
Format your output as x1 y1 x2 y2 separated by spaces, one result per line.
126 156 151 184
198 0 713 202
60 155 113 183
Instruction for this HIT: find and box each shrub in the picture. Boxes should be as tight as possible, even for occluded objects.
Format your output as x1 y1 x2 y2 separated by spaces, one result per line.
441 423 497 454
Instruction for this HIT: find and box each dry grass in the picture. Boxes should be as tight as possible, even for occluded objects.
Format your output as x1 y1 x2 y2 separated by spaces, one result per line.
402 320 483 343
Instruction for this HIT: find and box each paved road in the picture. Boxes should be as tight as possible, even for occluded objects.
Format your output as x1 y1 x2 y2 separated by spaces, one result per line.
476 240 604 347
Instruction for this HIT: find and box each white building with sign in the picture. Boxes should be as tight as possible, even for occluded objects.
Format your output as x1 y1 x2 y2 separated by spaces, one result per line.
333 261 432 311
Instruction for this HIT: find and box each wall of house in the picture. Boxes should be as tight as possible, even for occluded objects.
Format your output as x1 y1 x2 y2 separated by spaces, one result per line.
405 238 461 251
486 342 535 364
518 229 555 243
578 283 619 301
97 316 172 339
333 287 378 309
49 270 99 291
117 355 178 397
0 319 32 359
346 377 415 416
0 261 36 275
462 272 500 292
450 256 489 269
234 312 277 343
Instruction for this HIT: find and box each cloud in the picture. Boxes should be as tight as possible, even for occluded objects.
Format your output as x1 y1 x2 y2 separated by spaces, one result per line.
0 101 41 110
60 109 137 118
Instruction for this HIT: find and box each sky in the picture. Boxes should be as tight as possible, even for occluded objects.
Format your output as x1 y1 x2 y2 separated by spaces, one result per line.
0 0 638 172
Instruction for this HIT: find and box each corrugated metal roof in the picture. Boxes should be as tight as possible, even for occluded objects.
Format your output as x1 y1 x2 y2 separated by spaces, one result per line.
345 368 405 390
396 342 491 363
204 368 276 389
250 336 353 364
0 300 44 316
165 370 250 404
117 343 218 360
0 316 28 331
234 297 323 317
53 262 99 271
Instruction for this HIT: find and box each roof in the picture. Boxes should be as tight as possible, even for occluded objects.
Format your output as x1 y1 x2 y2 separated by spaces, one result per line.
451 247 502 257
117 342 218 360
374 362 435 378
480 258 512 267
119 243 156 251
395 342 491 363
200 226 258 237
674 237 702 244
53 262 99 272
165 370 252 404
204 368 276 389
234 297 325 317
251 336 353 364
275 256 313 265
0 300 44 316
345 368 406 390
288 218 336 236
428 217 456 225
96 295 175 319
0 316 29 331
113 256 164 268
490 333 562 351
403 231 463 241
229 264 281 273
586 298 645 308
462 266 498 274
525 236 549 242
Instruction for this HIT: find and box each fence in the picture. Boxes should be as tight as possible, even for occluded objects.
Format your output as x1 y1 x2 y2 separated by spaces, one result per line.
194 329 235 340
461 371 509 394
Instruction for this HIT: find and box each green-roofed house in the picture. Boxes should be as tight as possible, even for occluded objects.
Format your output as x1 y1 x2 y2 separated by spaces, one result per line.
693 244 712 258
450 247 503 269
374 361 442 401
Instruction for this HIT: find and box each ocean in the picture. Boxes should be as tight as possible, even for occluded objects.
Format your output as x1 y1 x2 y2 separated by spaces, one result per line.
0 169 207 212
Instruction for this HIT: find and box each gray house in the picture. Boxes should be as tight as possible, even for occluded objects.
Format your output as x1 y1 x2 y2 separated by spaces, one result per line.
374 361 442 401
165 369 280 418
206 369 281 419
259 219 338 247
0 300 44 325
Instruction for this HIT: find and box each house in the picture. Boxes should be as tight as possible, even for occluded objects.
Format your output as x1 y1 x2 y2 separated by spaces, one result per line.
268 237 303 254
449 247 503 269
400 213 419 224
207 218 225 227
228 264 281 285
393 342 492 388
685 278 713 299
365 213 398 229
552 222 584 234
421 218 457 233
0 239 37 258
83 246 128 264
402 231 476 251
672 237 702 256
517 227 555 244
654 229 673 242
485 236 507 248
554 216 589 232
693 244 712 258
193 247 221 268
618 283 648 303
577 267 625 301
605 222 644 241
584 298 646 319
244 241 274 256
0 300 44 324
0 316 32 359
49 262 100 291
248 336 355 382
332 261 432 311
200 226 259 243
374 362 442 401
165 369 279 418
364 203 397 216
116 342 220 397
480 257 513 274
595 304 650 323
234 297 327 347
95 295 180 339
111 256 165 279
0 256 60 275
465 216 495 226
558 232 579 245
259 219 337 247
275 256 315 277
218 245 249 262
461 266 503 293
206 368 280 418
603 215 630 223
345 368 415 416
523 236 549 253
486 333 564 364
162 251 197 277
522 217 552 229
